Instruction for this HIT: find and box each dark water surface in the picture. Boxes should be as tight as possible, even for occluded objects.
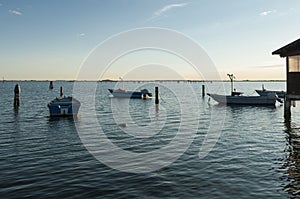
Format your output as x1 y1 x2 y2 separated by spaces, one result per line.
1 81 300 198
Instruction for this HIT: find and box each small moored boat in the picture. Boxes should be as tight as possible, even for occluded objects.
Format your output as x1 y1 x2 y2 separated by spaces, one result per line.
207 74 283 106
207 93 281 106
255 85 285 99
48 87 81 116
108 88 152 99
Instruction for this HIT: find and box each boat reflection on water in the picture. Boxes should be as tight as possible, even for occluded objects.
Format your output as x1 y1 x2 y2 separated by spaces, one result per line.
284 120 300 196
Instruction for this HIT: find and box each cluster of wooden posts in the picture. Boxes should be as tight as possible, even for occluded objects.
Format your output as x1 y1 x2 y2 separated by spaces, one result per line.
11 82 206 111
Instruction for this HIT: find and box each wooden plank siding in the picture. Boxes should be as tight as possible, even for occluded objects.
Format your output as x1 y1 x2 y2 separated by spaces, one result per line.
273 39 300 97
287 72 300 96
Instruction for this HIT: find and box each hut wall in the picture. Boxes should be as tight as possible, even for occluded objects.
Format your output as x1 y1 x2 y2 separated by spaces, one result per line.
287 56 300 95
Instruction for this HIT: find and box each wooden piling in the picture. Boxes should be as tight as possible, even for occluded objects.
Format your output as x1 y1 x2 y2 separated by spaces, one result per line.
60 86 64 97
155 87 159 105
292 100 296 107
202 84 205 97
49 81 53 89
14 84 20 107
284 96 291 120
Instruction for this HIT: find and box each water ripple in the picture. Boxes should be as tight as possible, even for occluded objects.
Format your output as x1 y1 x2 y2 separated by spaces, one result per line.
0 81 295 198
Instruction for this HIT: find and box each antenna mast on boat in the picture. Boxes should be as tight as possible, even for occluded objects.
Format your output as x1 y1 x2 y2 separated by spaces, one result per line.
119 77 124 90
227 74 235 96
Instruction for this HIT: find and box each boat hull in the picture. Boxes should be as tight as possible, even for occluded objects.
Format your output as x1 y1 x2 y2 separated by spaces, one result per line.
207 93 277 106
255 90 285 99
48 97 80 116
108 89 152 99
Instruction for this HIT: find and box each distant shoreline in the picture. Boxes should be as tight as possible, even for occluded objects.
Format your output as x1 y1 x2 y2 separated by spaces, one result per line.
1 79 286 82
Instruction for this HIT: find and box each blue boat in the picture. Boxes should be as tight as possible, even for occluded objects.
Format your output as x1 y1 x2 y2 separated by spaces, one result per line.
108 88 152 99
48 87 80 116
255 85 285 99
255 89 285 99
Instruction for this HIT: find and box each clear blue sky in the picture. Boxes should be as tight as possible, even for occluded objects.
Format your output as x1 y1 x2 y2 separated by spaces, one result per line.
1 0 300 80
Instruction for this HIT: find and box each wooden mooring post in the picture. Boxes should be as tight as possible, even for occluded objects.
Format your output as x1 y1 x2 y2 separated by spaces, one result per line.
49 81 54 89
202 84 205 97
284 100 291 119
60 86 64 97
155 87 159 105
14 84 20 108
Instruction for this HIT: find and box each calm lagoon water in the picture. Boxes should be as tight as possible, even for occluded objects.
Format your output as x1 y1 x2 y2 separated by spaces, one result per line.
1 81 300 198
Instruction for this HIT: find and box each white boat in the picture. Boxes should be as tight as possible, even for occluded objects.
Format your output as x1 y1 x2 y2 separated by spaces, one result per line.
108 88 152 99
207 74 283 106
207 93 281 106
108 77 152 99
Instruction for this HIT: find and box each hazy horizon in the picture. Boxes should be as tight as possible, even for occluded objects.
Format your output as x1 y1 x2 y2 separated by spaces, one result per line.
0 78 286 82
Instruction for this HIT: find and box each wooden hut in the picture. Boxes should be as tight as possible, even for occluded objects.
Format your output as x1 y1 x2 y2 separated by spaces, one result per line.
273 38 300 119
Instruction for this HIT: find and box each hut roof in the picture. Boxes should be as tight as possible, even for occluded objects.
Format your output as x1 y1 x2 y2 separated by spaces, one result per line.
272 38 300 57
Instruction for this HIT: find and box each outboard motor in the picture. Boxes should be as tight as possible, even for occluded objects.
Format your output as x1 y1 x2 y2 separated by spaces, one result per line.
267 92 283 103
141 89 148 99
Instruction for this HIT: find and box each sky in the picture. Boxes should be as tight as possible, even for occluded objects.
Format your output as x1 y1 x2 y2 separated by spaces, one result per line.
1 0 300 80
